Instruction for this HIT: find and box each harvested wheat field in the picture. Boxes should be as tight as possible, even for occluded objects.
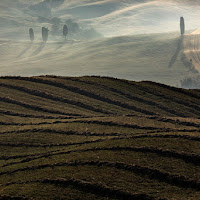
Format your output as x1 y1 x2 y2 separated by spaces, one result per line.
0 76 200 200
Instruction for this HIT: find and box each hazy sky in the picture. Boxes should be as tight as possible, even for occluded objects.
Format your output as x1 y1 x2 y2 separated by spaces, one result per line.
1 0 200 37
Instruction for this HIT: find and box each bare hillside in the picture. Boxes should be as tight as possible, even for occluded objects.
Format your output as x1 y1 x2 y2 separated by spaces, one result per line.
0 76 200 200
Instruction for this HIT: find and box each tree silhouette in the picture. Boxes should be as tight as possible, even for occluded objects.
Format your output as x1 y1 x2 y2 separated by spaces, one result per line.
29 28 34 42
42 27 49 42
63 24 68 40
180 17 185 35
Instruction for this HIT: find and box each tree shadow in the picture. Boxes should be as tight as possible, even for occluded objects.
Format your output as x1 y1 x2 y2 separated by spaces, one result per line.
31 42 46 56
55 40 67 51
17 42 33 58
168 36 184 68
55 43 65 51
55 40 75 51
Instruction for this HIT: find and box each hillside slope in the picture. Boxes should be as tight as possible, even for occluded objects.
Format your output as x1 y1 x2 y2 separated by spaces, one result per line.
1 0 200 86
0 32 196 86
184 30 200 73
0 76 200 200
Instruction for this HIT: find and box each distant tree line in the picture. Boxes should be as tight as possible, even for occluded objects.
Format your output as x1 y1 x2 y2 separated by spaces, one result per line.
29 24 68 42
29 16 185 42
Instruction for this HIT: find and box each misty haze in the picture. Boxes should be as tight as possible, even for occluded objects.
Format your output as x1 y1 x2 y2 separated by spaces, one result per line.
0 0 200 87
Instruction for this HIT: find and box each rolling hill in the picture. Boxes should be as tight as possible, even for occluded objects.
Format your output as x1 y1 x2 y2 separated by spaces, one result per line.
0 32 197 86
0 76 200 200
1 0 200 86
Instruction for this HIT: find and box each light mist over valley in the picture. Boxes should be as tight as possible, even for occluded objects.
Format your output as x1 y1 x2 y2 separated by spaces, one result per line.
1 0 200 87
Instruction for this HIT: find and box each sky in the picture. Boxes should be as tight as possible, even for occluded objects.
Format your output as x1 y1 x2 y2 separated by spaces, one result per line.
1 0 200 37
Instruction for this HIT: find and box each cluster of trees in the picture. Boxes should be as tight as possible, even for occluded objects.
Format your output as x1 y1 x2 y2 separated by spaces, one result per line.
29 24 68 42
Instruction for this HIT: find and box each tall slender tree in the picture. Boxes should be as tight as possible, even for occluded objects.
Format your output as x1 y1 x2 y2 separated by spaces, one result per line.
29 28 34 42
180 17 185 35
42 27 49 42
63 24 68 40
42 27 45 41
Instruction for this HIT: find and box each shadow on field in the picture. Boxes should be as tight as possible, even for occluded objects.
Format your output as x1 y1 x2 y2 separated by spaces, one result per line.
55 40 76 51
55 40 69 51
31 42 46 56
168 36 183 68
55 42 66 51
17 42 33 58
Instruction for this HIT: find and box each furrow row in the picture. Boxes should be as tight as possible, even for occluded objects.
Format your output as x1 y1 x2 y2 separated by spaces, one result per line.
1 161 200 191
1 179 162 200
0 128 122 137
0 134 200 148
0 109 77 119
0 83 110 115
157 117 200 128
0 97 80 117
133 82 200 115
0 119 163 131
41 178 162 200
0 196 30 200
56 76 186 117
99 76 200 116
2 146 200 167
0 77 157 115
143 81 200 100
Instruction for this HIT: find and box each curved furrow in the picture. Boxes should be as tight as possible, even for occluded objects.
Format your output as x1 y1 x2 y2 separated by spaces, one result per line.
139 86 200 115
1 179 162 200
0 83 111 115
0 119 163 131
0 97 81 117
0 139 105 148
1 161 200 191
0 133 200 148
70 120 187 131
3 146 200 167
97 77 200 116
54 76 186 117
0 196 31 200
0 149 61 161
143 81 200 100
157 117 200 128
0 77 157 115
0 128 123 137
0 126 198 136
138 82 200 113
41 178 162 200
0 109 106 119
0 109 79 119
131 134 200 141
98 76 200 102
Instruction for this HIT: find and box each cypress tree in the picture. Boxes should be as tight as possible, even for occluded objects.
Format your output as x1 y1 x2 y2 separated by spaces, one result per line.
180 17 185 35
29 28 34 41
42 27 49 42
63 24 68 40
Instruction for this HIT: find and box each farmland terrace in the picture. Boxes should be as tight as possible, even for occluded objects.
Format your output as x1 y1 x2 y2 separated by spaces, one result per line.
0 76 200 200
